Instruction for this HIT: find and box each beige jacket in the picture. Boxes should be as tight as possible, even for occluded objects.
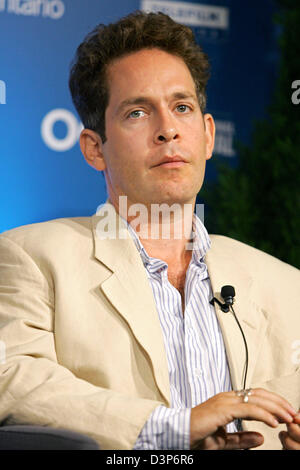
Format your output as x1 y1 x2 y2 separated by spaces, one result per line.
0 204 299 449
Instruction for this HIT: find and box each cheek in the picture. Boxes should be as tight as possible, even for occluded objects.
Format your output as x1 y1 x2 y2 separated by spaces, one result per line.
108 148 143 181
187 134 206 160
113 124 148 153
124 128 150 152
185 120 206 146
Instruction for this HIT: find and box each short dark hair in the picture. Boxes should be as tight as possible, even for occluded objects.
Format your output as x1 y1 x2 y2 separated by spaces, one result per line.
69 11 210 142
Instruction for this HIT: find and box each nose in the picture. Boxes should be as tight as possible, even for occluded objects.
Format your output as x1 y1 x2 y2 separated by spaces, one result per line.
154 112 179 144
155 129 179 143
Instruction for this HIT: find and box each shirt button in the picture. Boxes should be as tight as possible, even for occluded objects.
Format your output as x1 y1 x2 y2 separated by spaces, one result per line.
195 368 203 377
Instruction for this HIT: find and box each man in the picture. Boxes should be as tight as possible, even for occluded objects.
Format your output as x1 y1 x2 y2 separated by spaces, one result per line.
0 12 299 450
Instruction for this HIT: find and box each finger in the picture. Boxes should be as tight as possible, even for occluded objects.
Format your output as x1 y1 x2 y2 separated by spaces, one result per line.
293 412 300 424
232 388 296 416
224 432 264 450
232 402 282 428
286 422 300 443
250 388 296 416
195 428 227 450
232 388 296 415
240 395 295 424
231 389 296 425
279 431 300 450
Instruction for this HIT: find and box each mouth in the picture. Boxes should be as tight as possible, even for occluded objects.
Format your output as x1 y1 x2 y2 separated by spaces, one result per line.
157 161 186 168
153 156 187 169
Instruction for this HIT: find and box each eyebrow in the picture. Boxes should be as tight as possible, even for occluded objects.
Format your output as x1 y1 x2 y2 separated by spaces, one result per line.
116 92 198 115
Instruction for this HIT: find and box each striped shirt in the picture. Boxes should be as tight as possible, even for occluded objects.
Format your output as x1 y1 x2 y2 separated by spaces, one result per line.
125 214 237 449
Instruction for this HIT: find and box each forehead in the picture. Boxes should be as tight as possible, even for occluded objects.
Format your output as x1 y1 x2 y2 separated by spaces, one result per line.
106 48 197 105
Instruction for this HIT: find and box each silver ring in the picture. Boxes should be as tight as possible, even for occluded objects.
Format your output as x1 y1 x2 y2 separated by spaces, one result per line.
235 388 252 403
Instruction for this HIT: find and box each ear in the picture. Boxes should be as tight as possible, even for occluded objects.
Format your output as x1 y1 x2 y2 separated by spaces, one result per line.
203 113 215 161
79 129 106 171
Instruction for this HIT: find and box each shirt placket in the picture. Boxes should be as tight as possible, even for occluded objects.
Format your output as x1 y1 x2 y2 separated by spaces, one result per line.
160 266 194 408
183 265 208 407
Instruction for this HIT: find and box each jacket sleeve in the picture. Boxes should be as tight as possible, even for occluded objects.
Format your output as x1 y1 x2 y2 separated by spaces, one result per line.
0 235 163 450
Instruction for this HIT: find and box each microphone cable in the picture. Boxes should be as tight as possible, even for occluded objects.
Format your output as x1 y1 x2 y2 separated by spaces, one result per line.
229 304 249 390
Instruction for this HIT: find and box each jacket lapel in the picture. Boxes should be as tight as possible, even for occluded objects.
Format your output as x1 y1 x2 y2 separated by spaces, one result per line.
205 236 269 391
91 204 170 405
91 204 268 401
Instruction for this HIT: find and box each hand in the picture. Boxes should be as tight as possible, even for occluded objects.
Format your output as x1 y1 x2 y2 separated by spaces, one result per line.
279 412 300 450
190 388 297 450
191 425 264 450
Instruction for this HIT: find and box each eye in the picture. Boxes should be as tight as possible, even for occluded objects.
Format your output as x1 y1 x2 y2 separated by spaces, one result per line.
128 110 146 119
176 104 191 113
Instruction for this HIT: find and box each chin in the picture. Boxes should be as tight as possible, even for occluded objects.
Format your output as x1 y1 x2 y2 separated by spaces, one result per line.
150 194 195 206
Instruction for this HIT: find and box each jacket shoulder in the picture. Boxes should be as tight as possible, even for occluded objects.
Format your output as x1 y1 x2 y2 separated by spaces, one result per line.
209 234 299 279
1 216 92 240
0 217 94 262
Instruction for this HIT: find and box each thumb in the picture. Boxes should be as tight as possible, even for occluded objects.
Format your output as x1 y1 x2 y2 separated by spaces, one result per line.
224 431 264 450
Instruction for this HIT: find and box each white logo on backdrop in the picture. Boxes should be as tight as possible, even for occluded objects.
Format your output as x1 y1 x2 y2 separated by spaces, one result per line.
140 0 229 29
214 120 236 157
0 80 6 104
41 109 83 152
0 0 65 20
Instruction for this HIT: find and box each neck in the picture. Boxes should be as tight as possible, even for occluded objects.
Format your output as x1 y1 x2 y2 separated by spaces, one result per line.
111 196 196 264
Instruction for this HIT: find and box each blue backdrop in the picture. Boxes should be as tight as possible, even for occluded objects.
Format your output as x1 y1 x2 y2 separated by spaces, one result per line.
0 0 279 232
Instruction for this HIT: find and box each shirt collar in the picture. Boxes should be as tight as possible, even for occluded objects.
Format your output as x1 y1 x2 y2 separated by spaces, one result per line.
190 213 211 263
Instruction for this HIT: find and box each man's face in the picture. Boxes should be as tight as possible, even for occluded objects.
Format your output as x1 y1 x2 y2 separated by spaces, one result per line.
98 48 214 209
